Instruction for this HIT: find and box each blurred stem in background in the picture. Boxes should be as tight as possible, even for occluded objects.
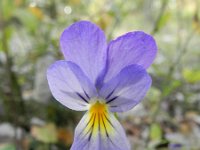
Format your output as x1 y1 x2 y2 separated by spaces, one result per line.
151 0 169 35
2 26 26 124
0 1 27 149
151 0 196 121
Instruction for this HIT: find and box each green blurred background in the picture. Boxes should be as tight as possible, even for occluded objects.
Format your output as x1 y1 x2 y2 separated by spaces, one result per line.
0 0 200 150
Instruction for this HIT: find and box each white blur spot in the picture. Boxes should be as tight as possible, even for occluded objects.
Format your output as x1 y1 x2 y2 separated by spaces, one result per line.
29 2 37 7
64 6 72 15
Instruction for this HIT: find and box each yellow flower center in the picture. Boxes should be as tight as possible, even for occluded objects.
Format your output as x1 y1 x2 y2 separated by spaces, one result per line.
89 101 107 114
83 100 114 139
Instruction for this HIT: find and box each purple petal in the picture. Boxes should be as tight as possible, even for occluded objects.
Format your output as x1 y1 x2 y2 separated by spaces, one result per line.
104 31 157 82
47 60 97 111
60 21 107 85
71 111 130 150
99 64 152 112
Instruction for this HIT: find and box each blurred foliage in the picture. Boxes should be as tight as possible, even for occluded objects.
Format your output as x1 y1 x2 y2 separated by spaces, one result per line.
183 69 200 83
0 0 200 150
0 144 16 150
150 123 162 141
31 123 57 143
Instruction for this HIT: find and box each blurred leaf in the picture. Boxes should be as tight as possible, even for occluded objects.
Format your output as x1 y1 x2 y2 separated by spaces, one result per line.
69 0 81 5
153 11 171 33
14 0 23 6
31 123 58 143
155 140 169 149
29 7 44 20
96 13 113 30
183 69 200 83
157 11 171 31
150 123 162 141
0 144 16 150
147 87 161 102
192 21 200 33
88 0 106 14
163 80 181 97
4 26 13 40
0 0 15 20
0 26 13 52
0 42 2 52
193 11 200 34
14 8 39 32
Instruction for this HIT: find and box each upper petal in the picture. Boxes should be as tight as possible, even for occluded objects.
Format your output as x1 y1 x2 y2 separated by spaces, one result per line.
60 21 107 85
99 64 152 112
47 60 97 111
104 31 157 82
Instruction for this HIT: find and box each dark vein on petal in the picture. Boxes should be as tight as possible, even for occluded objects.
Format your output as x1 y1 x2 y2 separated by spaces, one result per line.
60 90 87 106
105 89 115 100
76 92 88 103
103 112 114 128
84 124 93 137
86 113 94 128
84 90 90 99
81 114 96 140
109 105 118 107
101 114 117 148
106 96 118 104
98 113 100 132
101 114 109 138
77 113 94 139
88 114 96 141
84 114 94 134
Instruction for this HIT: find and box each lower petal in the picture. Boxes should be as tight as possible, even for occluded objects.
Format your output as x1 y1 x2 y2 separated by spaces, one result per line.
71 102 130 150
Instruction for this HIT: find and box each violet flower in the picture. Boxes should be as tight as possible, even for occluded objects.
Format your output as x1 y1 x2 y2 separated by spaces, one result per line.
47 21 157 150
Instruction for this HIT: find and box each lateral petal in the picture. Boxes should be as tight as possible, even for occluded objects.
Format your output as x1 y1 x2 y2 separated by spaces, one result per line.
47 60 97 111
99 64 152 112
